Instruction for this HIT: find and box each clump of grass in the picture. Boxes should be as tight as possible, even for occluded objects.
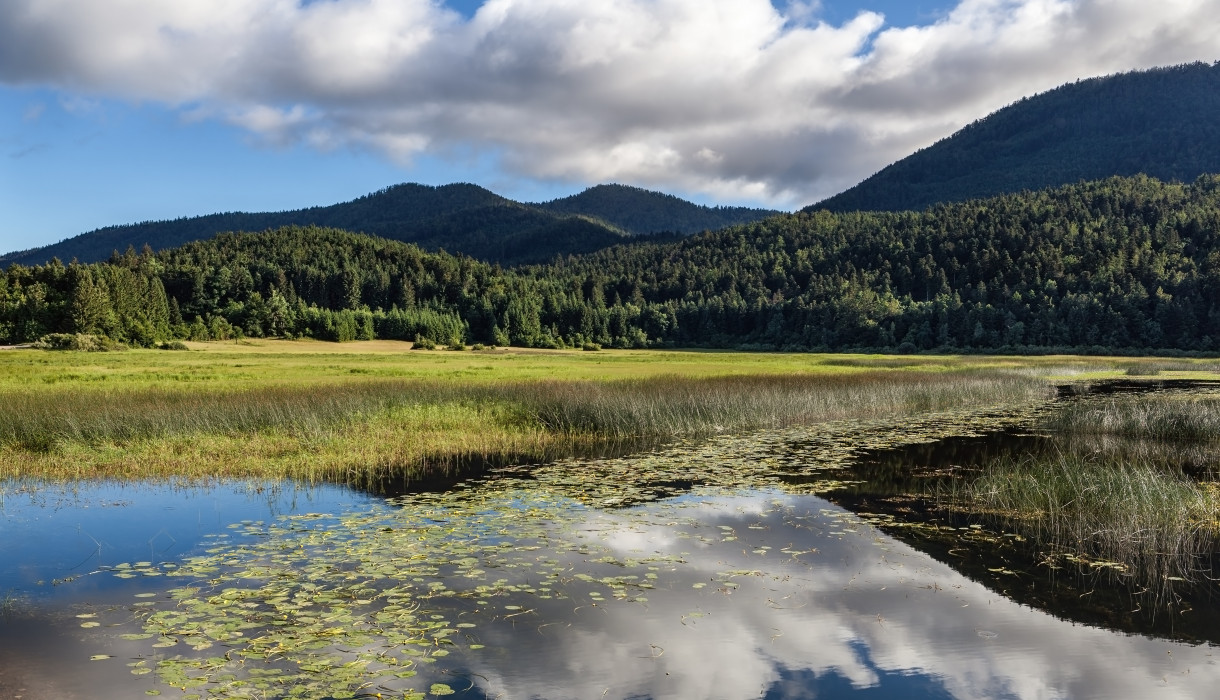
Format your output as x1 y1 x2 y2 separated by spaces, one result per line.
1043 393 1220 441
965 452 1220 581
0 590 22 621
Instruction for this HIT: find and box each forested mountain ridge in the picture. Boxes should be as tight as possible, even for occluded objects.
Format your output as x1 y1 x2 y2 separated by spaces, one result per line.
1 181 766 268
552 174 1220 350
536 184 780 235
812 62 1220 213
3 175 1219 353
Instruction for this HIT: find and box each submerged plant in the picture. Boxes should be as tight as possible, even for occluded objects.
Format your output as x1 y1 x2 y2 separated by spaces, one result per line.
0 589 22 621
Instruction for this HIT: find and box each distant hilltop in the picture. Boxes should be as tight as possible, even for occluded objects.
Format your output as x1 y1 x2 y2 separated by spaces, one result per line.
1 182 781 268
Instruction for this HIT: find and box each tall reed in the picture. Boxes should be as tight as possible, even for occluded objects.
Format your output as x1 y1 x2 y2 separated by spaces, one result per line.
1043 393 1220 441
0 370 1050 480
0 372 1049 450
0 381 485 452
510 371 1048 438
966 451 1220 582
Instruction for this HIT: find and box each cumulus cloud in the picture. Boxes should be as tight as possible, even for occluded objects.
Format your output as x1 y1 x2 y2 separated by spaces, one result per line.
428 495 1220 700
2 0 1218 206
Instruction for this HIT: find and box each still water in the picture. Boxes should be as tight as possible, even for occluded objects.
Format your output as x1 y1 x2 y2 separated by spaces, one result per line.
2 403 1218 699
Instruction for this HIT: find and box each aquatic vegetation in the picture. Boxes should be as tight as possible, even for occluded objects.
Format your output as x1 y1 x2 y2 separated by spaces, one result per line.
510 371 1047 438
1121 360 1220 376
964 451 1220 582
76 403 1039 698
1041 390 1220 441
0 590 24 621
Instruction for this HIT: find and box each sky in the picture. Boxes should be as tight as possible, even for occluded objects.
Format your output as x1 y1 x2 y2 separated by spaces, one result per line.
2 0 1219 253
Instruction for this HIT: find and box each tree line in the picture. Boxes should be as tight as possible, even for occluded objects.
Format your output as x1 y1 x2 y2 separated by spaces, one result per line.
3 174 1219 354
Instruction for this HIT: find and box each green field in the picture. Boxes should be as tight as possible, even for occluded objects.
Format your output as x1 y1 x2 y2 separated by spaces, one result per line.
3 339 1216 482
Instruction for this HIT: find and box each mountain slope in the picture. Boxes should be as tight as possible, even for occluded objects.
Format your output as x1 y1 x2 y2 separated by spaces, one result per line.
2 182 775 268
0 183 614 268
810 62 1220 213
536 184 780 235
6 175 1220 352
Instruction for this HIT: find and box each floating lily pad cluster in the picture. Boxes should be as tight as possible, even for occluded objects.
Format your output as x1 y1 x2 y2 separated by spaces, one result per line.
93 401 1046 698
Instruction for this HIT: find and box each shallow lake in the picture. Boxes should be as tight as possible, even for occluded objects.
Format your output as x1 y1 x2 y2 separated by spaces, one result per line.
3 389 1219 699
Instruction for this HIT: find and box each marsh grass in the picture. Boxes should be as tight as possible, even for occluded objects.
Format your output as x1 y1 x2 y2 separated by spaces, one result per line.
1043 392 1220 441
0 381 489 452
0 364 1050 481
518 371 1048 438
965 451 1220 583
1048 434 1220 481
818 357 946 369
1122 360 1220 376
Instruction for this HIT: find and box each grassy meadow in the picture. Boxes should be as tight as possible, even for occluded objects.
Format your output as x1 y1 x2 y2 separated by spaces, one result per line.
2 339 1218 482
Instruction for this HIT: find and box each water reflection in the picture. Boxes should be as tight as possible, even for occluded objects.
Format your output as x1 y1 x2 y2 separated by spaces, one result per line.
3 481 1219 699
835 426 1220 643
417 493 1217 700
6 386 1220 699
0 480 377 603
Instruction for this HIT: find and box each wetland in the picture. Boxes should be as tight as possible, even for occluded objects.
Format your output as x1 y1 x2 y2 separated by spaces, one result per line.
3 344 1220 699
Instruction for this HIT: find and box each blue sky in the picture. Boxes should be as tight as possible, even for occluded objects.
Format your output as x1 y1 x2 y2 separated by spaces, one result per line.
2 0 1215 253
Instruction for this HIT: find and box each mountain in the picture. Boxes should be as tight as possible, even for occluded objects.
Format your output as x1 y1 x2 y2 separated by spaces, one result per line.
536 184 780 235
7 174 1220 353
1 182 778 269
810 62 1220 213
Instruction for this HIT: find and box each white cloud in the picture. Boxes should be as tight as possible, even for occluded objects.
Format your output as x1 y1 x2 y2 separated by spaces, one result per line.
431 494 1220 700
1 0 1218 207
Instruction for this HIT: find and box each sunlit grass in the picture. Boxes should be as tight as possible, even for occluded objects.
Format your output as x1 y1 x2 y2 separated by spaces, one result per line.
965 451 1220 582
6 341 1212 482
1042 393 1220 441
517 372 1047 437
0 368 1052 481
4 340 1200 390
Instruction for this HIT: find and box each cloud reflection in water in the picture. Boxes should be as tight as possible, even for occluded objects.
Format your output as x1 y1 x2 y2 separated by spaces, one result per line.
450 493 1216 699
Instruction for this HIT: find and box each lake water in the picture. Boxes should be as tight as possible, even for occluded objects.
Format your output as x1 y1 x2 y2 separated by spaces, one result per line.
3 395 1219 699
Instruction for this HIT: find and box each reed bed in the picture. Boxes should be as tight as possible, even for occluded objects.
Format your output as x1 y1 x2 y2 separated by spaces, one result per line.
0 369 1050 481
517 371 1049 438
0 381 496 452
966 452 1220 582
1043 393 1220 441
1048 434 1220 480
1122 360 1220 376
